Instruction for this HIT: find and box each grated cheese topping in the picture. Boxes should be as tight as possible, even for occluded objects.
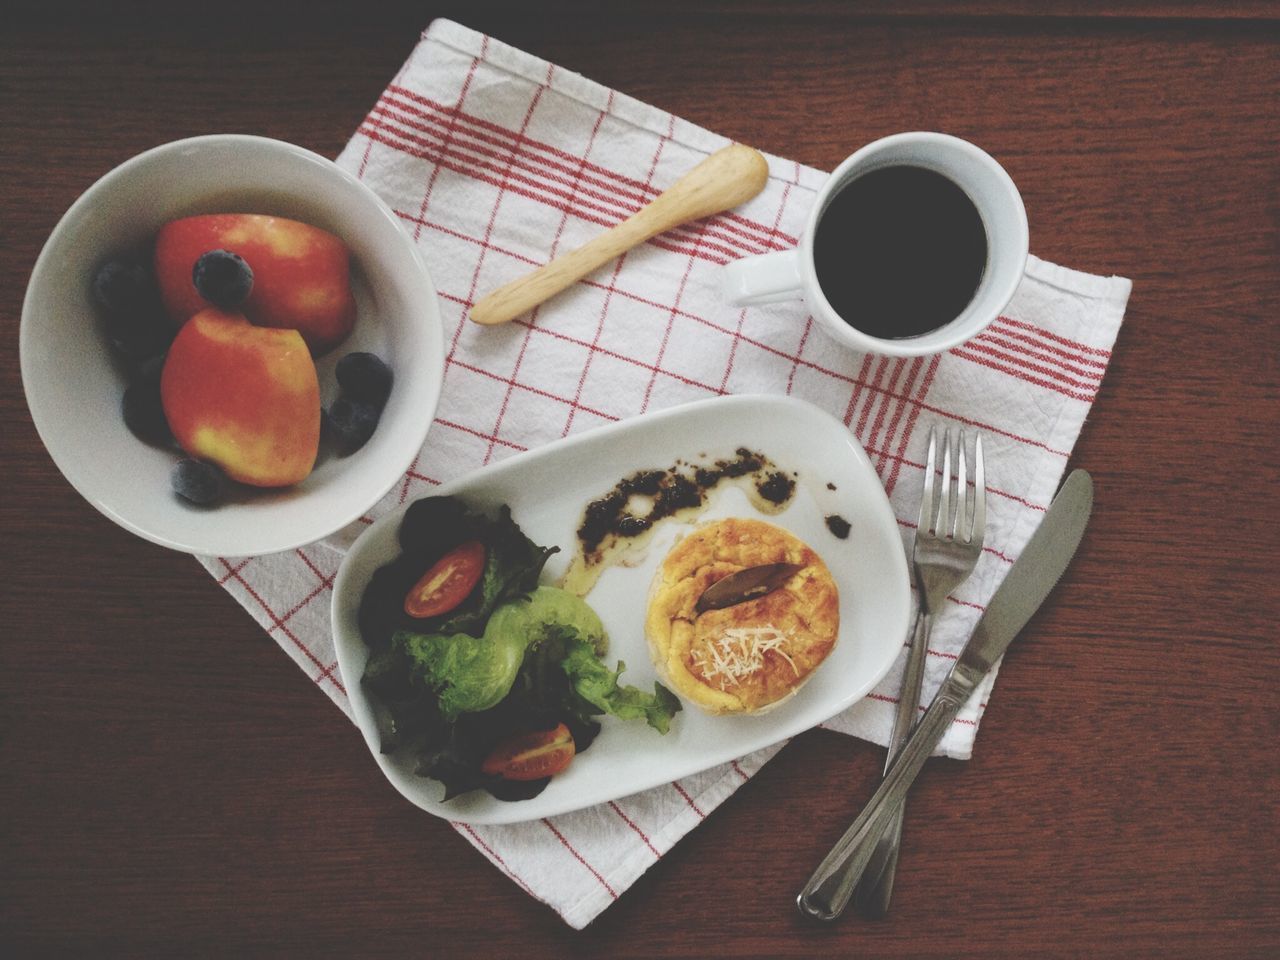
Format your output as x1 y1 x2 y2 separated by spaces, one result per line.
692 625 800 690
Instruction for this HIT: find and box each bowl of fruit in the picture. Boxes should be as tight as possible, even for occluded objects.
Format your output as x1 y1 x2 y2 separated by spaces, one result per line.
20 135 444 556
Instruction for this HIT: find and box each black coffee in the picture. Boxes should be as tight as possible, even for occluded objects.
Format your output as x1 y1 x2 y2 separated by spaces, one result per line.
813 165 987 339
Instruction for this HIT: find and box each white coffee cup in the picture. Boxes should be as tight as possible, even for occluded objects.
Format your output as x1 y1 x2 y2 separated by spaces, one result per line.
723 132 1028 357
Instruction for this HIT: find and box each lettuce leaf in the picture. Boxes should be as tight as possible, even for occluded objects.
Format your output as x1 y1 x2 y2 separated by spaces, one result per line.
391 587 608 722
559 634 681 734
395 628 528 720
483 586 606 655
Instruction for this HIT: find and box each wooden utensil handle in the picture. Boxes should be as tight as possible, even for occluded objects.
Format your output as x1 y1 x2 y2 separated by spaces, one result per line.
469 143 769 325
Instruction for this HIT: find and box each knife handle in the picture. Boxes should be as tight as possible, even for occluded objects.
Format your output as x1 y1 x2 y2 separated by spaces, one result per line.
853 609 935 915
796 670 979 921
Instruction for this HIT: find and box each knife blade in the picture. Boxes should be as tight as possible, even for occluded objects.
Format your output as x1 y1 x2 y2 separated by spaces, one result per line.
695 562 805 613
797 469 1094 921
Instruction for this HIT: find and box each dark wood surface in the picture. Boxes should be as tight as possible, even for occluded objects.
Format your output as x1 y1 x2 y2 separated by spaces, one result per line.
4 3 1278 957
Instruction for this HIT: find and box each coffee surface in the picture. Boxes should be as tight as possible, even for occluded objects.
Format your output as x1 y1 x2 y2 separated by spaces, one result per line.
813 165 987 340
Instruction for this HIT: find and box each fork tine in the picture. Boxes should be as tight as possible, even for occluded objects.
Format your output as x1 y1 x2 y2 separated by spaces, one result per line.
971 433 986 545
917 427 938 533
956 428 968 541
937 428 953 540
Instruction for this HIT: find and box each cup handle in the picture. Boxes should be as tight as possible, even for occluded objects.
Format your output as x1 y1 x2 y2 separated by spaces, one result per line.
723 249 805 306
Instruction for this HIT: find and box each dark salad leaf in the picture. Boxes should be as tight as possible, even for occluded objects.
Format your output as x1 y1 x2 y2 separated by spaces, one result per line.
358 496 558 653
431 504 559 636
362 643 446 753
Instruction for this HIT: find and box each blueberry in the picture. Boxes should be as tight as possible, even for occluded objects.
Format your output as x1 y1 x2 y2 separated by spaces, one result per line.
102 310 173 362
91 256 173 359
325 396 381 455
193 249 254 309
121 362 171 447
335 352 393 407
135 354 166 383
171 459 227 506
92 257 155 318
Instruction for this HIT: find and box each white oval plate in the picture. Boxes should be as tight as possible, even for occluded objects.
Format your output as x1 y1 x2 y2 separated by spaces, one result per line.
332 394 911 825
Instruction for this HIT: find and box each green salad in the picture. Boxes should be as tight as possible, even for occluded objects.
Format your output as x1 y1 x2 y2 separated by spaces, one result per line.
359 495 680 802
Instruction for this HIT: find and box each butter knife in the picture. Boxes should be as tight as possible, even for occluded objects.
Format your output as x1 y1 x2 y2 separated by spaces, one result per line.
797 469 1094 921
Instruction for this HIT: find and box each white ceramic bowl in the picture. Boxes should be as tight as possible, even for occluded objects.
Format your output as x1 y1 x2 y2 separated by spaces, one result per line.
20 135 444 556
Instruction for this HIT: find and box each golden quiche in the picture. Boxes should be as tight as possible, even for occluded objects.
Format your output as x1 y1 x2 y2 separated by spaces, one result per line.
645 518 839 714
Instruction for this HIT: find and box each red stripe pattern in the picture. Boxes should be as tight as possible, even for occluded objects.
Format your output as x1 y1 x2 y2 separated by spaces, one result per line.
194 20 1128 928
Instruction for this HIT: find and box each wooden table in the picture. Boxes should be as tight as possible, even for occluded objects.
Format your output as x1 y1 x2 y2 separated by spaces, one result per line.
4 3 1277 956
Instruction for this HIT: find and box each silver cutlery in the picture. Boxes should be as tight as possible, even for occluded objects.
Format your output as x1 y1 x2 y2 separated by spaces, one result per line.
797 469 1094 921
854 426 986 918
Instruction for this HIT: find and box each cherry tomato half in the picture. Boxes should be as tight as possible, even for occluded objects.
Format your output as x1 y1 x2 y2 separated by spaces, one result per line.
403 540 486 619
481 723 576 781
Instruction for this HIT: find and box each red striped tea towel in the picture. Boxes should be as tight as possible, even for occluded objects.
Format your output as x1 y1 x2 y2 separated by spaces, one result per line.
197 18 1131 928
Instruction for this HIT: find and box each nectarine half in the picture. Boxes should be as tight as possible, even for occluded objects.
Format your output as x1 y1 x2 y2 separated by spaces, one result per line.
161 308 320 487
155 213 356 356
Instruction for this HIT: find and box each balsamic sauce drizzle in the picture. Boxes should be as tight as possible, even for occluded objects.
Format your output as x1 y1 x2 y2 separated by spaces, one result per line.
575 448 797 562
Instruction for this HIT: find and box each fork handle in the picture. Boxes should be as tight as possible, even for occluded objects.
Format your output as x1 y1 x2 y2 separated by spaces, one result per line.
796 673 971 921
853 609 933 915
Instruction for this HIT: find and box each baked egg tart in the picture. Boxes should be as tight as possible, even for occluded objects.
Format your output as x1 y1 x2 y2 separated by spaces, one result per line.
645 518 839 715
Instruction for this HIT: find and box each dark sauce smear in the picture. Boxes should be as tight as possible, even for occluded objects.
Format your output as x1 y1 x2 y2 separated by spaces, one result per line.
577 448 796 561
825 514 852 539
757 471 796 505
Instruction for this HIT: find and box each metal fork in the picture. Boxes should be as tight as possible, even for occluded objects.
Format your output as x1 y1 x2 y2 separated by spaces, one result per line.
846 426 987 918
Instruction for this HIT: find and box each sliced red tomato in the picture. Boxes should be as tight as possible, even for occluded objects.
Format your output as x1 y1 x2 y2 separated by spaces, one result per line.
481 723 576 781
403 540 485 619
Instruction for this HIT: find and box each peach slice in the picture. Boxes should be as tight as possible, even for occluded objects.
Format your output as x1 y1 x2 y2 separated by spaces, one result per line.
160 308 320 487
155 213 356 356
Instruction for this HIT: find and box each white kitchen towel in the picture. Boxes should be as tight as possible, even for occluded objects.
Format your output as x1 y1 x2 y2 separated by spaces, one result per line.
197 18 1131 928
